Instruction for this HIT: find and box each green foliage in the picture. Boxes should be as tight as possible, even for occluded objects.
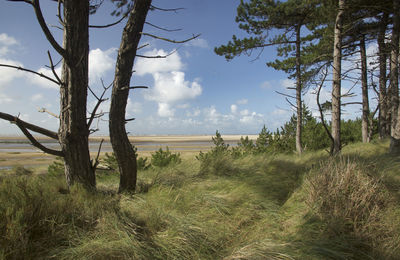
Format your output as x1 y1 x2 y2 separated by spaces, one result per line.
12 166 33 176
47 157 64 177
151 147 181 168
101 145 150 171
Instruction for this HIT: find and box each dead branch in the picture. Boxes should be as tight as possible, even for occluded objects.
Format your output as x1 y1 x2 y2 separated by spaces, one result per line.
92 139 104 169
87 82 111 129
38 107 59 118
276 91 296 99
150 5 185 12
136 48 178 59
121 86 149 91
0 111 59 139
0 64 60 86
141 32 200 44
145 22 182 32
47 51 62 84
89 13 128 28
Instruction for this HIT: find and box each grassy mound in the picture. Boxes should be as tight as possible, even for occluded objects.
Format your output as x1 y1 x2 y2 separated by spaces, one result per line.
1 140 399 259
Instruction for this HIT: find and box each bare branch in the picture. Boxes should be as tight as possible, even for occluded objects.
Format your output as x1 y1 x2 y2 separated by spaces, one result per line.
0 64 60 86
0 112 59 140
145 22 182 32
16 122 64 157
150 5 185 12
125 118 135 123
141 32 200 44
47 51 62 84
38 107 59 118
89 13 128 28
137 43 149 50
121 86 149 91
136 48 178 59
275 91 296 99
87 83 112 129
92 139 104 169
31 0 66 57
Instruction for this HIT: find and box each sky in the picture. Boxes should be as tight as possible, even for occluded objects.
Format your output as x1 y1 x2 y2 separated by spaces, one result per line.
0 0 374 136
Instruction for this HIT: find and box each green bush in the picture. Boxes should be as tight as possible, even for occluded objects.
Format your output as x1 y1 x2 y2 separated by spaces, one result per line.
13 166 33 176
151 147 181 167
47 157 64 176
101 145 150 171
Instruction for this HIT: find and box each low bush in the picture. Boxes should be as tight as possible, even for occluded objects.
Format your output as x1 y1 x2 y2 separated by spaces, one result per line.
151 147 181 167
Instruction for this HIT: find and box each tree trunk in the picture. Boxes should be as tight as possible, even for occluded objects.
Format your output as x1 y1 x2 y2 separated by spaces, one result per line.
360 34 370 143
295 24 303 155
59 0 95 189
378 13 389 139
389 0 400 154
331 0 345 154
109 0 152 193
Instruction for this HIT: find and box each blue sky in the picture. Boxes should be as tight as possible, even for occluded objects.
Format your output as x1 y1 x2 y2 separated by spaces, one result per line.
0 0 371 136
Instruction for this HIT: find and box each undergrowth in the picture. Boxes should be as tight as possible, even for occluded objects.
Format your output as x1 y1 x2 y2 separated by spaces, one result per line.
0 140 399 259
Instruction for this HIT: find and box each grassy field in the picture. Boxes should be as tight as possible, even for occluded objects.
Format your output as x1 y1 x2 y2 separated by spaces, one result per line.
0 140 399 259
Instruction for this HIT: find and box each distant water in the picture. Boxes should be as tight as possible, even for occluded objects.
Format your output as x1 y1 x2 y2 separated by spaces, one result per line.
0 139 239 153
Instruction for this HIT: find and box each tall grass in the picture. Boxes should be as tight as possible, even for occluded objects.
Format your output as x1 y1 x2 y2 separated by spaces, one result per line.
0 140 399 259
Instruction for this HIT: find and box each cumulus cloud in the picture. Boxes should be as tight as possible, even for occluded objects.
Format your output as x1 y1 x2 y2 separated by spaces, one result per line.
135 49 183 76
136 49 202 117
89 48 115 83
0 33 19 57
230 104 238 114
0 93 13 104
0 58 25 87
30 93 43 102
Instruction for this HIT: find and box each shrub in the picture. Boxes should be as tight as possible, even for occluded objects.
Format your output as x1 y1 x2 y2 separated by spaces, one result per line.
151 147 181 167
101 145 150 171
47 157 64 176
13 166 33 176
305 157 397 257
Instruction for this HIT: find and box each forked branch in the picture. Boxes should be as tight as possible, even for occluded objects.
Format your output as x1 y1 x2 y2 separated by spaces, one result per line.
0 64 60 86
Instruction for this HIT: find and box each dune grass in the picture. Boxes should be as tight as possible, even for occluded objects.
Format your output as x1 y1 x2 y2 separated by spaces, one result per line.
0 140 399 259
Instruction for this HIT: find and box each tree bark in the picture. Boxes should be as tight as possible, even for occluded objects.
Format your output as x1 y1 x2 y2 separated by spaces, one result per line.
109 0 152 193
360 34 370 143
295 24 303 155
389 0 400 154
378 13 389 139
331 0 345 154
59 0 95 188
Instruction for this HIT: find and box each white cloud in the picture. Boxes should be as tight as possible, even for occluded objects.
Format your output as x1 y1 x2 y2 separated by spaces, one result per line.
184 38 209 49
29 66 61 90
280 79 295 89
0 58 25 87
135 49 183 76
89 48 115 84
0 93 13 104
137 49 202 117
158 103 175 118
272 109 289 116
239 112 263 124
240 109 250 116
0 33 19 57
126 99 142 115
30 93 43 102
237 98 248 105
230 104 238 114
148 71 202 104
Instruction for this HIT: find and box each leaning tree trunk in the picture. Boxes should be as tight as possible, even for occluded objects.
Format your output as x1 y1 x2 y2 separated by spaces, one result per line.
59 0 95 188
110 0 152 193
331 0 345 154
378 13 389 139
389 0 400 154
360 34 370 143
295 24 303 155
